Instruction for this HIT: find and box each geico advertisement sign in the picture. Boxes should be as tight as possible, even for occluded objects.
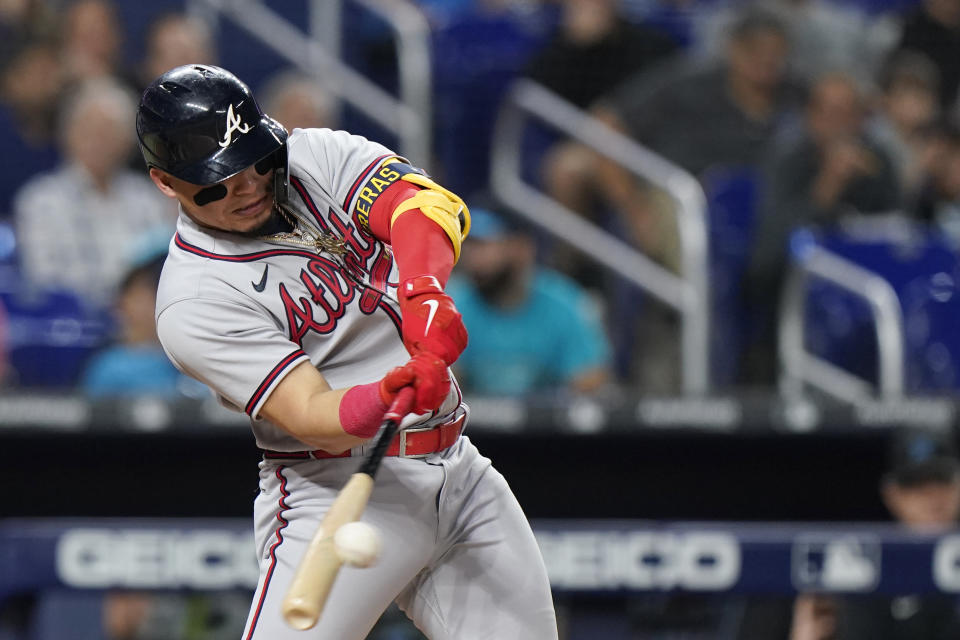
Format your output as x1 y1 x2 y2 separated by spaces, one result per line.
56 529 259 589
934 535 960 591
537 531 740 590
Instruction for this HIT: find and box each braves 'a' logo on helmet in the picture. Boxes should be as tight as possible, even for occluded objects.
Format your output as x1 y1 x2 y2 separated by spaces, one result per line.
220 103 252 148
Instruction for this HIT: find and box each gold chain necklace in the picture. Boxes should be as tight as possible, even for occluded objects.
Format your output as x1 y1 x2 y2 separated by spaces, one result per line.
260 203 347 255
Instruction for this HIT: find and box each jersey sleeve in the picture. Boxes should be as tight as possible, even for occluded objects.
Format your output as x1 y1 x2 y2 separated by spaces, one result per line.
287 128 413 230
157 297 310 418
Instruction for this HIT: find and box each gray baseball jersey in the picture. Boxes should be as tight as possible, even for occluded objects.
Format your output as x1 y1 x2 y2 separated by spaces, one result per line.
154 128 557 639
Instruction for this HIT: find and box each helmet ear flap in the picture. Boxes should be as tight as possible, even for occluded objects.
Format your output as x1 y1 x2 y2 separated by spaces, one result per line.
274 160 288 205
272 143 289 205
253 144 288 204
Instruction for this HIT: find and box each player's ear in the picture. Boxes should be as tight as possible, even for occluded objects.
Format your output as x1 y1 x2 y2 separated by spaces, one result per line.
149 168 178 198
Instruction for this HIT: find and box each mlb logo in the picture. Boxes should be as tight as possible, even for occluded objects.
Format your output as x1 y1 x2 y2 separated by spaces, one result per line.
791 535 881 592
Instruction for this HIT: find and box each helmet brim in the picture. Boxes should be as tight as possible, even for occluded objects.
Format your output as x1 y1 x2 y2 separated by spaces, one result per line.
173 116 288 186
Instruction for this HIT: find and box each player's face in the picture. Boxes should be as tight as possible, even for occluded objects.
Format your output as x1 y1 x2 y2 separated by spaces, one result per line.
883 478 960 531
149 164 274 234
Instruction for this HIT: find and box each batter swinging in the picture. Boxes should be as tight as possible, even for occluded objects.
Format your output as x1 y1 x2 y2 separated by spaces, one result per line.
137 64 557 639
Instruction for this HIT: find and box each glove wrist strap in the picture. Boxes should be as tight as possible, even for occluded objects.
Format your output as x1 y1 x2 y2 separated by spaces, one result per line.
400 275 443 301
340 382 390 439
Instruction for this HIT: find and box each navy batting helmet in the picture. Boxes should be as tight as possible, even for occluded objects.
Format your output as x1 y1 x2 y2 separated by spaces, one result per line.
136 64 288 187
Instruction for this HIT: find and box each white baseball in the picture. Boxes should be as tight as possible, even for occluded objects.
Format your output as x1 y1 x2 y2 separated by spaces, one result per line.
333 521 382 568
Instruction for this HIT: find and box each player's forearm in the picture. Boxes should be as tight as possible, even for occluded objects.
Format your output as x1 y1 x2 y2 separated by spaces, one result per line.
259 363 379 453
262 385 367 453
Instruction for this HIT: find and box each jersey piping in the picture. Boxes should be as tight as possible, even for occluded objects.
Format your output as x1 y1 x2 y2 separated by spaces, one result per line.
246 349 309 416
342 153 393 211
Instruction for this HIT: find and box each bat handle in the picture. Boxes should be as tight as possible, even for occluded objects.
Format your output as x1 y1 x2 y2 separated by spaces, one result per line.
384 386 415 422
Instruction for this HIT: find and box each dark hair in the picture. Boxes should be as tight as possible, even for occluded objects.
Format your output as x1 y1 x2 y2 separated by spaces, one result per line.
885 428 960 487
879 50 940 95
727 8 788 44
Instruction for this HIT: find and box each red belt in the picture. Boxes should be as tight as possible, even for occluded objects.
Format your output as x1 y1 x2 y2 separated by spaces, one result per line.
263 413 465 461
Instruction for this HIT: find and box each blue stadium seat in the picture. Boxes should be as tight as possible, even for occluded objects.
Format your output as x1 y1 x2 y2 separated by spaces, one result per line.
798 226 960 393
701 165 761 386
431 8 554 196
900 265 960 391
0 282 113 389
0 221 113 388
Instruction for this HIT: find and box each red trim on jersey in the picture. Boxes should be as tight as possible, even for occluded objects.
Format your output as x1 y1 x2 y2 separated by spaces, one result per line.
245 466 291 640
246 349 308 415
342 154 392 211
174 233 319 262
289 176 332 232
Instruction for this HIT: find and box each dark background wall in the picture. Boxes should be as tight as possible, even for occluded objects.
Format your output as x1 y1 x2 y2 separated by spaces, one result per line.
0 427 890 522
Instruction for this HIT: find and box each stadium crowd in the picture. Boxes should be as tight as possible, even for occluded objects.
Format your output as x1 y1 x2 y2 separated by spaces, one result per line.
1 0 959 399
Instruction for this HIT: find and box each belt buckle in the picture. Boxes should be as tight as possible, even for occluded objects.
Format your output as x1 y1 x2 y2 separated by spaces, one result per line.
398 424 436 459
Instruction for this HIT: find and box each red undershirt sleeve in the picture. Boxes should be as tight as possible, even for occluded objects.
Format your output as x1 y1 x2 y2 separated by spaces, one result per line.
366 180 455 287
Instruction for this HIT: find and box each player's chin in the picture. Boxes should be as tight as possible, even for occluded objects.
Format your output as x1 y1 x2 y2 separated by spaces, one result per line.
231 198 272 231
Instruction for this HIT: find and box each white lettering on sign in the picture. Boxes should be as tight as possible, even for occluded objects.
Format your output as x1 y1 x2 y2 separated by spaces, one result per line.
933 535 960 591
56 529 259 589
535 531 740 590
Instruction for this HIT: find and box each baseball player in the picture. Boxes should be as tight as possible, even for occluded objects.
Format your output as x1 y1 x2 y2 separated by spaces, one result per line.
137 64 557 639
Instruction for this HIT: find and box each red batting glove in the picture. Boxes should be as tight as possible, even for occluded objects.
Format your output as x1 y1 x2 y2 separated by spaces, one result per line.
379 352 450 415
398 276 468 365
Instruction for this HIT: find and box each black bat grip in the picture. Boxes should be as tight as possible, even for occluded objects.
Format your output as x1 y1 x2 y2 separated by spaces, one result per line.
358 387 415 478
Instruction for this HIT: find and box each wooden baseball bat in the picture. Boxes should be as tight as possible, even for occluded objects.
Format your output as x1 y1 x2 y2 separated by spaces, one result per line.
281 387 415 630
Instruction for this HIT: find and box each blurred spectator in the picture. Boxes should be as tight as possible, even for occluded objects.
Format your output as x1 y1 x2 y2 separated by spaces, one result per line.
743 72 901 384
13 77 175 306
0 0 57 66
869 50 942 199
0 36 62 214
446 207 612 396
103 590 250 640
696 0 900 85
737 427 960 640
136 11 216 95
893 0 960 110
102 591 420 640
81 254 196 398
530 8 801 390
914 121 960 244
524 0 678 111
547 7 802 272
530 0 678 277
59 0 124 85
259 69 337 132
880 427 960 532
595 7 799 179
831 427 960 639
0 35 62 143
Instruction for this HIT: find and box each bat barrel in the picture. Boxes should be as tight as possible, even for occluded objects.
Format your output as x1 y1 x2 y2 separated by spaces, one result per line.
281 473 375 629
283 595 326 630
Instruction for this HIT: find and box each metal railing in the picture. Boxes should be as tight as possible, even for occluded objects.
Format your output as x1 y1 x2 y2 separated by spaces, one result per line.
191 0 433 169
778 239 905 402
490 80 710 394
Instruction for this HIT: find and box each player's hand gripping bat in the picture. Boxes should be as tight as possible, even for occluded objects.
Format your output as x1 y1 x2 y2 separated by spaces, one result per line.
281 387 415 630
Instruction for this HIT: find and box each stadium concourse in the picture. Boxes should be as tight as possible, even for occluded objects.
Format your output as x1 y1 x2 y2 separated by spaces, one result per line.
3 0 960 639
